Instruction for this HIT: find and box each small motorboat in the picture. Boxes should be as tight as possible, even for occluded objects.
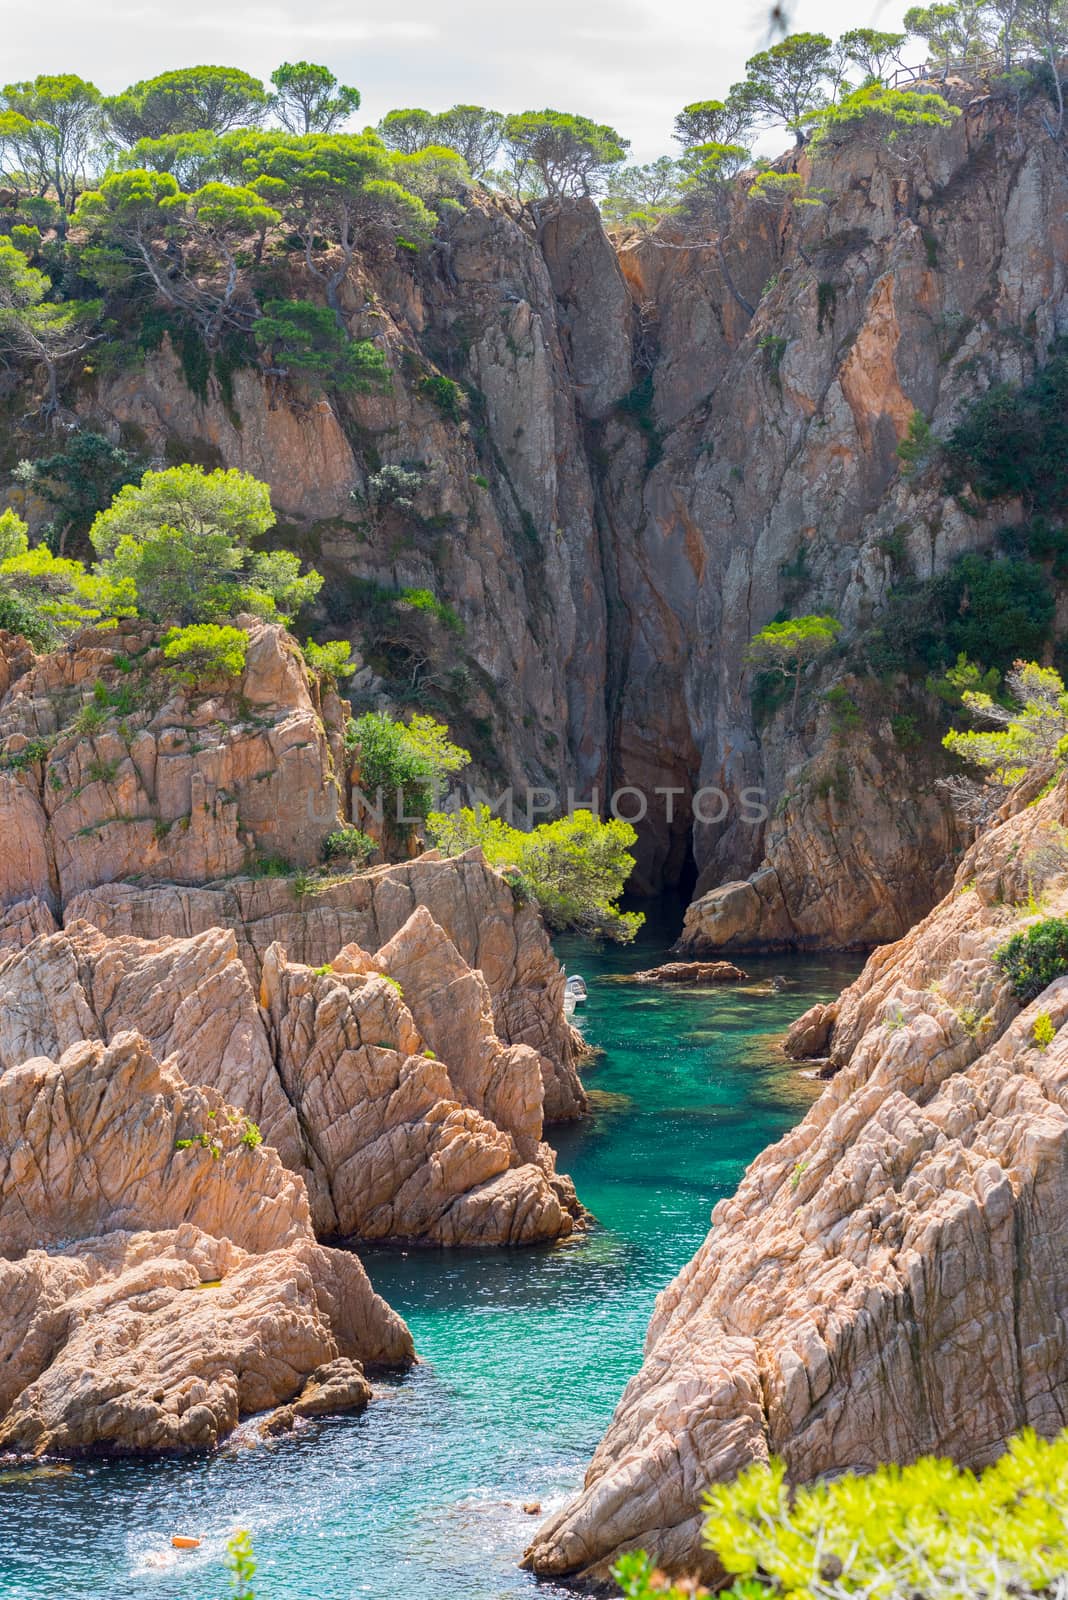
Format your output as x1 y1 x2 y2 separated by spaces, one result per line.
563 974 588 1015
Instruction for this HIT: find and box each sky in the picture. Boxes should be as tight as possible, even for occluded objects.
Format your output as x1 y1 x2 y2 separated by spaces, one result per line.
2 0 917 162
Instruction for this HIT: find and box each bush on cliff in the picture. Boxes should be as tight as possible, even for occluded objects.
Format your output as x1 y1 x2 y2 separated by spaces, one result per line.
348 711 470 827
942 660 1068 786
428 805 644 942
0 508 135 644
994 917 1068 1001
615 1428 1068 1600
90 464 322 625
162 622 249 686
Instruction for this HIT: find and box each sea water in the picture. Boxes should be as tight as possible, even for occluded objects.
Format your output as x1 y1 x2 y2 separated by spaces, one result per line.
0 909 858 1599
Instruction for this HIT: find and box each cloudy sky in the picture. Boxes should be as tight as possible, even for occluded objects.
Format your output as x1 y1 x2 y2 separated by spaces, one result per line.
3 0 916 160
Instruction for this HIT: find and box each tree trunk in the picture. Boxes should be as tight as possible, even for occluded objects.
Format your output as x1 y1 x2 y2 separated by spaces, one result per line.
716 236 756 319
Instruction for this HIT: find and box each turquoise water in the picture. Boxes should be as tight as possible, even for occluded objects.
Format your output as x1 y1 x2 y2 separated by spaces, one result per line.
0 909 858 1600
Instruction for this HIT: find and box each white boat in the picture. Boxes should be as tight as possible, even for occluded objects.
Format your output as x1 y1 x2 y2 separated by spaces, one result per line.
563 974 588 1016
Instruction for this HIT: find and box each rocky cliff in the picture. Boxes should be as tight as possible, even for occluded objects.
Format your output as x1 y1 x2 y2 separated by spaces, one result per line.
525 775 1068 1583
13 88 1059 949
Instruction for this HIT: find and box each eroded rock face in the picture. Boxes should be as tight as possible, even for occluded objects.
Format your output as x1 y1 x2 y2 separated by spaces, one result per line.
0 906 585 1246
64 848 587 1122
525 780 1068 1583
0 1032 412 1457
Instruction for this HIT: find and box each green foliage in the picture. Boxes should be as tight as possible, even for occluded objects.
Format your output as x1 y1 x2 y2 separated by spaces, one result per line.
673 98 754 149
350 711 470 822
943 661 1068 784
104 68 268 144
747 615 841 719
323 826 376 864
823 684 862 731
0 74 103 213
0 237 98 415
91 464 321 624
995 917 1068 1000
270 62 360 135
377 109 435 155
367 463 424 511
1033 1010 1056 1049
615 374 664 469
239 1119 262 1150
253 299 391 395
758 333 788 388
225 1527 256 1600
601 158 684 229
943 343 1068 513
501 110 629 198
737 33 834 146
302 638 356 685
0 525 133 641
615 1429 1068 1600
0 737 51 772
418 372 464 420
429 106 503 177
19 432 144 548
397 587 463 634
838 28 907 82
162 622 248 686
897 409 936 476
865 555 1054 677
428 805 643 942
807 84 959 148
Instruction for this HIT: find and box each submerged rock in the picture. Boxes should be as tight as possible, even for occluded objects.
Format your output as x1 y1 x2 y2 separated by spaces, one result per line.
629 961 748 985
525 778 1068 1583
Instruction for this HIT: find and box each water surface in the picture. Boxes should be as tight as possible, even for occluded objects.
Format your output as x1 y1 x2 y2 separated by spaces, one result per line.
0 908 858 1599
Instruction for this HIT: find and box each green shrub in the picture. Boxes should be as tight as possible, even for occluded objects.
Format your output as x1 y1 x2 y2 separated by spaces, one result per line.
944 342 1068 514
994 917 1068 1001
614 1428 1068 1600
302 638 356 685
0 738 51 772
349 711 470 825
397 587 463 634
323 827 376 864
254 299 391 395
419 372 464 421
863 554 1054 677
162 623 248 687
239 1119 262 1150
1033 1011 1056 1050
428 805 643 942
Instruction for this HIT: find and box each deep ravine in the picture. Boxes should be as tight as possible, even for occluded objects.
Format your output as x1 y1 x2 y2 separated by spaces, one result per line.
0 909 858 1600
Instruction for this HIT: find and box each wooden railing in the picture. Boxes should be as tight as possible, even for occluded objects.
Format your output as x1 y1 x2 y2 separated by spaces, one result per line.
886 53 1004 89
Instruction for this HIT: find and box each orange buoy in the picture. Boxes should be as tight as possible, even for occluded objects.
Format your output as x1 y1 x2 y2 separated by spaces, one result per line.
171 1535 201 1550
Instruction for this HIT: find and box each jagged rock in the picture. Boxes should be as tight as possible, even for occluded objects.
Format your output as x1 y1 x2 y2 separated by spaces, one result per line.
783 1001 837 1060
65 849 587 1122
0 1032 412 1457
525 779 1068 1583
260 927 581 1245
0 908 585 1246
630 960 748 985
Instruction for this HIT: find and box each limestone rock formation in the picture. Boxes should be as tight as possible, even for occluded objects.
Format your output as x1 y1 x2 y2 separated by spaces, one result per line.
525 779 1068 1583
0 907 584 1246
0 1031 412 1457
